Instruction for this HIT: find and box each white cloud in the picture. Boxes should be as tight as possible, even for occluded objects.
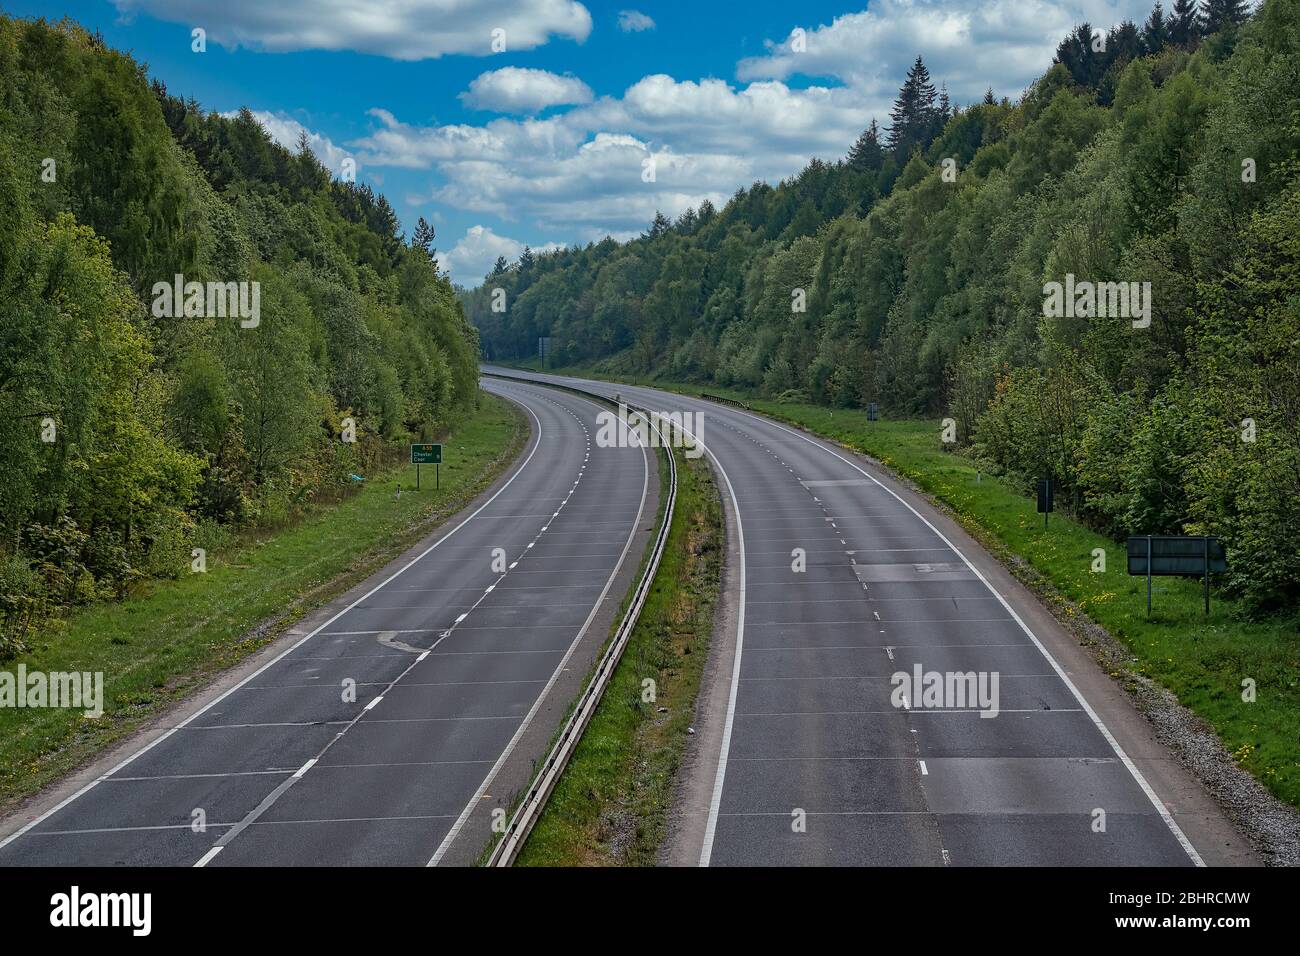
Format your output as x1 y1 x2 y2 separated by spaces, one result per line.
222 110 354 178
113 0 592 60
461 67 594 113
350 74 869 238
737 0 1155 108
440 225 562 284
330 2 1160 247
617 10 656 32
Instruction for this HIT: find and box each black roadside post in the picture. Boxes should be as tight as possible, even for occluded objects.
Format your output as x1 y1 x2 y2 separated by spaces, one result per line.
1036 477 1053 529
417 462 421 491
1203 535 1210 616
1146 535 1153 617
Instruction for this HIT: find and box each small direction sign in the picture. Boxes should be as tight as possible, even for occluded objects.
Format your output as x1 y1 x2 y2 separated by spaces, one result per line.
411 443 443 490
411 443 442 465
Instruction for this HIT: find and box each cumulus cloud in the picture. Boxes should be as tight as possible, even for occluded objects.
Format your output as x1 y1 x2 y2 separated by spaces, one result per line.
350 74 868 238
737 0 1155 108
223 110 354 178
440 225 563 284
112 0 592 60
460 67 594 113
257 1 1161 251
617 10 656 32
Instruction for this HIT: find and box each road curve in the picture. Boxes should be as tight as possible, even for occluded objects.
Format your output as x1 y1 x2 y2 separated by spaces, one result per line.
0 379 651 867
484 367 1249 867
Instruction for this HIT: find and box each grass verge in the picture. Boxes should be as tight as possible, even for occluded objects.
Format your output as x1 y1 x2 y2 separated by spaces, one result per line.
0 390 527 815
515 447 722 865
500 363 1299 813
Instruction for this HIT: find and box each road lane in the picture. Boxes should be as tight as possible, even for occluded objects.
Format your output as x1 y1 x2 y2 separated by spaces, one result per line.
484 367 1210 867
0 379 651 867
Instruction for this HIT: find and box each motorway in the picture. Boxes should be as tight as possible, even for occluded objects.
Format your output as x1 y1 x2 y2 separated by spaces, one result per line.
0 379 653 866
485 368 1243 867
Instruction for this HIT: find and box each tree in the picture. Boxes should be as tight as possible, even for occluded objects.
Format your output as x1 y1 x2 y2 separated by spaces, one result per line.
1170 0 1203 45
412 216 435 254
982 87 996 105
490 255 508 276
887 56 938 156
1142 2 1172 53
847 119 884 171
1055 23 1106 88
645 210 672 239
1201 0 1250 33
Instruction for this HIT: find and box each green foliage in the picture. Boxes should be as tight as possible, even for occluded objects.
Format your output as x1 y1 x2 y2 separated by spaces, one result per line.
465 0 1299 618
0 15 480 651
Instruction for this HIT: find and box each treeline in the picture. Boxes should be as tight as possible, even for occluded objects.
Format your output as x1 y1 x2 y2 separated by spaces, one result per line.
0 16 479 655
465 0 1299 616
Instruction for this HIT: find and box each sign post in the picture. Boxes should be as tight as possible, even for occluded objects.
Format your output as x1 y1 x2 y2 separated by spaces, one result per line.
411 443 443 491
867 402 878 426
1036 478 1054 529
1126 535 1226 616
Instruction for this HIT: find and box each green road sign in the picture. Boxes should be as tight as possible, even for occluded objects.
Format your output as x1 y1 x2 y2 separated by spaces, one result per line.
411 443 442 464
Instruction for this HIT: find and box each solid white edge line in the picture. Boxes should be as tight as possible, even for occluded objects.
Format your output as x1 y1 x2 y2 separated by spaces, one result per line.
426 387 651 866
505 371 1203 868
721 404 1205 867
0 384 546 859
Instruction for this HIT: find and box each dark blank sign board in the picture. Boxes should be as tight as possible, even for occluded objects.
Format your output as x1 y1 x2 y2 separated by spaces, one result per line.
1127 536 1226 577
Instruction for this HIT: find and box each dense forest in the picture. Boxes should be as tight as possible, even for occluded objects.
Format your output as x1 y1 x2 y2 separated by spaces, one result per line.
465 0 1300 616
0 16 480 655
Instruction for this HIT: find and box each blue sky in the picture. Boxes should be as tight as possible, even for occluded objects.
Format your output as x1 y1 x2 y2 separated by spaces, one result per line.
2 0 1157 284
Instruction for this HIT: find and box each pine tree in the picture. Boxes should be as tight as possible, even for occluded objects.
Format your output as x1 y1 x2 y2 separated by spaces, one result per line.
1055 23 1105 87
518 246 535 271
887 57 938 156
982 87 996 105
646 211 672 239
847 119 884 171
1201 0 1249 34
490 255 508 276
1142 1 1171 53
1170 0 1203 45
412 216 435 254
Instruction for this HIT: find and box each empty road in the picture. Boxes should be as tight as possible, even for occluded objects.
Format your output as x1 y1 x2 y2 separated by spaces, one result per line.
486 367 1250 867
0 379 653 866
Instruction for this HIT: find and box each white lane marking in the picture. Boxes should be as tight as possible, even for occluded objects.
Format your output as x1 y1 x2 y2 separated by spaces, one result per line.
194 846 223 868
363 696 383 711
0 391 549 860
919 760 928 775
427 387 652 866
718 402 1206 867
484 374 750 870
293 759 318 779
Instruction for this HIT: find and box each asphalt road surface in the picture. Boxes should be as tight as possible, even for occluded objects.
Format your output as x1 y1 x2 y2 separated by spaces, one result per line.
0 379 650 866
484 367 1218 868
